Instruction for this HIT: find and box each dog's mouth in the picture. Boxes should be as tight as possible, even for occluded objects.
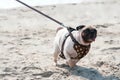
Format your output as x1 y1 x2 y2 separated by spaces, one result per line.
87 38 96 43
89 33 97 41
83 36 96 43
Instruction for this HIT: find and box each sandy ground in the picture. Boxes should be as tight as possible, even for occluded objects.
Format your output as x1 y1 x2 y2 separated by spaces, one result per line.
0 0 120 80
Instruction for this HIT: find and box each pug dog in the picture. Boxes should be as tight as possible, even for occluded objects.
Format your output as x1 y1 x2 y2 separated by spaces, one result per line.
53 25 97 67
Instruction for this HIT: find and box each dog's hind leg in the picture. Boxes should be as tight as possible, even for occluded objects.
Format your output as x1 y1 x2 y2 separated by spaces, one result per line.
53 44 60 66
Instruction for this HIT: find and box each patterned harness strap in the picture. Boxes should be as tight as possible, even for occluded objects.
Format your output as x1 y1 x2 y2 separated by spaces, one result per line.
59 27 91 60
60 27 75 59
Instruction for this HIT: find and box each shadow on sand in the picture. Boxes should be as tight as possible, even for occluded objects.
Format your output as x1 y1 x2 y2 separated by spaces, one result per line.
57 64 119 80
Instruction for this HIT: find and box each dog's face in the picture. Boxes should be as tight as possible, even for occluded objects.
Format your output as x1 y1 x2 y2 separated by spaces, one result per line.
77 25 97 43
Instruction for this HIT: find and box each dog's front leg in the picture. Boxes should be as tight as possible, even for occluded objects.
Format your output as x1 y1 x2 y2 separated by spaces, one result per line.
64 51 76 67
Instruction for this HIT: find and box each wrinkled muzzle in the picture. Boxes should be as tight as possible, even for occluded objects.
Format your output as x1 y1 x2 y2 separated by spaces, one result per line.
82 28 97 43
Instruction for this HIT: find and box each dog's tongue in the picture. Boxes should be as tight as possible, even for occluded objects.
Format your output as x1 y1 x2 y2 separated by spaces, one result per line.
89 38 96 42
93 38 95 41
92 38 96 41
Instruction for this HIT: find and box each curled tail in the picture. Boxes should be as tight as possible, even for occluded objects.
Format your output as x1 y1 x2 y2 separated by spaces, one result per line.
56 27 63 33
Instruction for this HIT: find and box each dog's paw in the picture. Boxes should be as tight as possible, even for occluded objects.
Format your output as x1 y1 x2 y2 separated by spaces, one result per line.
54 59 58 66
54 59 57 63
54 63 58 66
66 61 69 65
66 60 76 68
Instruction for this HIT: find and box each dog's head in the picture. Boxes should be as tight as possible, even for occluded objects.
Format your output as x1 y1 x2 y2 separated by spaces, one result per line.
76 25 97 43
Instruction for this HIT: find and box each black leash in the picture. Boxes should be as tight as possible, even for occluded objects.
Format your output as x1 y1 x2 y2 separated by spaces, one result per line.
16 0 79 44
16 0 67 28
16 0 76 39
16 0 77 43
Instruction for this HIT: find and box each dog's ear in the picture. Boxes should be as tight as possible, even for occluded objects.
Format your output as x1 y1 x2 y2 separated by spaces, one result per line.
76 25 85 30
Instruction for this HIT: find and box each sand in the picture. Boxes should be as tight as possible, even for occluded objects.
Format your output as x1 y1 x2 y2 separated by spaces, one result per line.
0 0 120 80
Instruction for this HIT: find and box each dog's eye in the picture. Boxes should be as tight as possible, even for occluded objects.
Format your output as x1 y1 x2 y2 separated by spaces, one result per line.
86 29 91 33
83 29 90 36
91 29 97 34
94 29 97 33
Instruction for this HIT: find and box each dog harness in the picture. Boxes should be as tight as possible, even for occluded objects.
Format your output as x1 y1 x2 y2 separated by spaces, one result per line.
59 27 91 60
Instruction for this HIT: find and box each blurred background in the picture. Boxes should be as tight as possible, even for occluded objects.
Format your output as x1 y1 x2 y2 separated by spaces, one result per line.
0 0 95 9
